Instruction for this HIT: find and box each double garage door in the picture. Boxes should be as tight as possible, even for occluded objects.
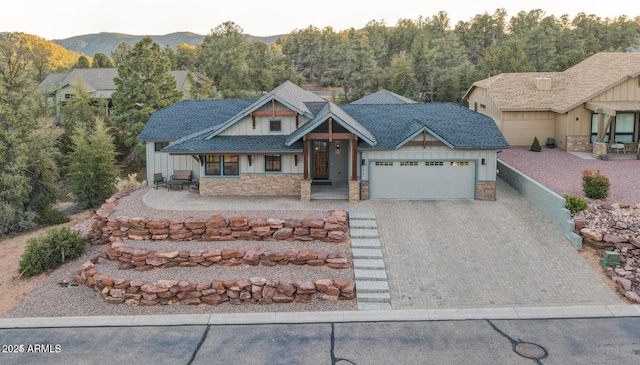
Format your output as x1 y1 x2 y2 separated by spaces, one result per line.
369 160 475 200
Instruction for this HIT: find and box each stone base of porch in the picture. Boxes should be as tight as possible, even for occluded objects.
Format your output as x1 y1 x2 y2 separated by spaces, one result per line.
300 180 311 202
200 174 302 196
348 180 360 202
592 142 607 158
566 135 591 152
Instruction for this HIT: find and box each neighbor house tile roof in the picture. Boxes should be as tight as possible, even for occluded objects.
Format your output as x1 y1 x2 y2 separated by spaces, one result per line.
465 52 640 113
350 89 417 104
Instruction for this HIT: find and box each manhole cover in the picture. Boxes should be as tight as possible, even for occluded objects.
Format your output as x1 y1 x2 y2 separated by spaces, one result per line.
514 342 547 360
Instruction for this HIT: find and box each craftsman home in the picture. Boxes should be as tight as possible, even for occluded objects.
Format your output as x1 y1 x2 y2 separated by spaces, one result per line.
463 52 640 156
39 68 190 120
139 81 508 201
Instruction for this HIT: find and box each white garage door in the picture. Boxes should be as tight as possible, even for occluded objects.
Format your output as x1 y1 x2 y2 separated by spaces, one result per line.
369 160 475 199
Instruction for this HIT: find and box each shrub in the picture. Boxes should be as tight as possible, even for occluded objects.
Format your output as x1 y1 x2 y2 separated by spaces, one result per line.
115 173 142 191
0 203 37 237
530 136 541 152
582 169 610 199
564 194 588 214
18 227 87 278
36 204 70 225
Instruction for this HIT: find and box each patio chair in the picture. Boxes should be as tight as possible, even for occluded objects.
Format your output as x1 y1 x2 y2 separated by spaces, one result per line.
610 141 625 154
153 173 166 190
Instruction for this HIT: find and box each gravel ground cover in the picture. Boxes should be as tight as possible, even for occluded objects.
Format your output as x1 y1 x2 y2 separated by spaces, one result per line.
498 147 640 205
5 191 357 318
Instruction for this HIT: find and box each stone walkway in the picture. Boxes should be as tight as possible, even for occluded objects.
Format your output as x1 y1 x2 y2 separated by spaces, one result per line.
142 179 623 309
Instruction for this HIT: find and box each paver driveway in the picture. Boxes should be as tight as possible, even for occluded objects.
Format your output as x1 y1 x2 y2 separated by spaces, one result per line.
142 179 623 309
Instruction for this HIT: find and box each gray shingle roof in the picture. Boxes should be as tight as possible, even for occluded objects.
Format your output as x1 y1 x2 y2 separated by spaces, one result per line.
38 68 189 98
340 103 509 150
350 89 417 104
205 81 326 138
464 52 640 113
286 102 377 146
138 99 256 141
163 135 303 154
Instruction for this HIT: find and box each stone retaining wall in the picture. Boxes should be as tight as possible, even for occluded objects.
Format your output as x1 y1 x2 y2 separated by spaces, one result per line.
75 260 355 306
91 193 349 245
107 241 350 270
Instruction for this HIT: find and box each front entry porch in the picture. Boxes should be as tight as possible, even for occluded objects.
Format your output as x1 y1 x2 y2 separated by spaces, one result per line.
310 181 349 199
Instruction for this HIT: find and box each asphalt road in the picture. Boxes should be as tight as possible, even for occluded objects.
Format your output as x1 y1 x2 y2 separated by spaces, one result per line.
1 317 639 364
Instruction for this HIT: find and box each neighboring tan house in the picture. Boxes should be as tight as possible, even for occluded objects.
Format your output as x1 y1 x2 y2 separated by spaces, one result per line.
138 81 509 201
463 52 640 155
39 68 190 120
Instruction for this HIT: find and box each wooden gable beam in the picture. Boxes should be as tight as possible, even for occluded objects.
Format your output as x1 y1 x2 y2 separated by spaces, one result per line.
251 110 297 117
328 117 333 142
295 113 299 129
272 99 275 118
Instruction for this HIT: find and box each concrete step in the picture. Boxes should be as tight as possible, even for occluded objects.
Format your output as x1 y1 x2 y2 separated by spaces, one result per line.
352 248 383 259
358 302 392 310
356 280 389 293
354 268 388 281
351 238 381 249
350 229 379 239
357 292 391 303
349 220 378 229
349 212 376 220
353 259 386 270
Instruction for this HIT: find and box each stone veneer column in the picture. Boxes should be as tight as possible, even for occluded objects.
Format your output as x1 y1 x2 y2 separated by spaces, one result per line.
348 180 360 202
360 181 369 200
592 142 607 158
476 181 495 201
300 180 311 202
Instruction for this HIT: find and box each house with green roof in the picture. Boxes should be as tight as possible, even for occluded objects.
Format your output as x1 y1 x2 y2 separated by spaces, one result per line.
139 81 509 201
463 52 640 156
39 68 190 120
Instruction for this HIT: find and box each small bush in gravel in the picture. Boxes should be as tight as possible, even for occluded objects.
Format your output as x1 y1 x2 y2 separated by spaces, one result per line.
19 227 87 278
582 169 610 199
530 137 541 152
563 194 588 214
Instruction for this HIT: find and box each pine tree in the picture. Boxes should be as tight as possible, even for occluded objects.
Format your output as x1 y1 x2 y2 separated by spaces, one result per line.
531 136 542 152
110 36 182 162
67 118 118 208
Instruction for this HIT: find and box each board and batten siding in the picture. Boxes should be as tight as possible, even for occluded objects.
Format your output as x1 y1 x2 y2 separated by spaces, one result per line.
238 154 304 175
145 142 200 183
590 77 640 102
220 101 311 136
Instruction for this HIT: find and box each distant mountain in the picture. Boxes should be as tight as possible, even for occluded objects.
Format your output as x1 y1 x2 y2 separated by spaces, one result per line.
53 32 285 56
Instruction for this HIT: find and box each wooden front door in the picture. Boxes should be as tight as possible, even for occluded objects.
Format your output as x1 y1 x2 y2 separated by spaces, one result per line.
313 140 329 179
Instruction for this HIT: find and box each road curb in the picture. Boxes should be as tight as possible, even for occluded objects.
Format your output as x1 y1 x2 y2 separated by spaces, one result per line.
1 305 639 328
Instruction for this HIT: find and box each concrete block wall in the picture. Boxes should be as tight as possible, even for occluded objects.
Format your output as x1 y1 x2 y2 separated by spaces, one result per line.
497 160 582 249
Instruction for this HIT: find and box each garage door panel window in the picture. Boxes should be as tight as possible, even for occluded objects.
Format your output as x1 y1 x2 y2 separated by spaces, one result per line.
375 161 393 166
425 161 444 166
451 161 470 166
400 161 418 166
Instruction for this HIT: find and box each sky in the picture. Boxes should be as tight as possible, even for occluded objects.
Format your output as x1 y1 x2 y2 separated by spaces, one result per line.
2 0 637 40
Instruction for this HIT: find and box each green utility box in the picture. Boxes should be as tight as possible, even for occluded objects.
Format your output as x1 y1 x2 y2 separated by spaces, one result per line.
600 251 621 268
